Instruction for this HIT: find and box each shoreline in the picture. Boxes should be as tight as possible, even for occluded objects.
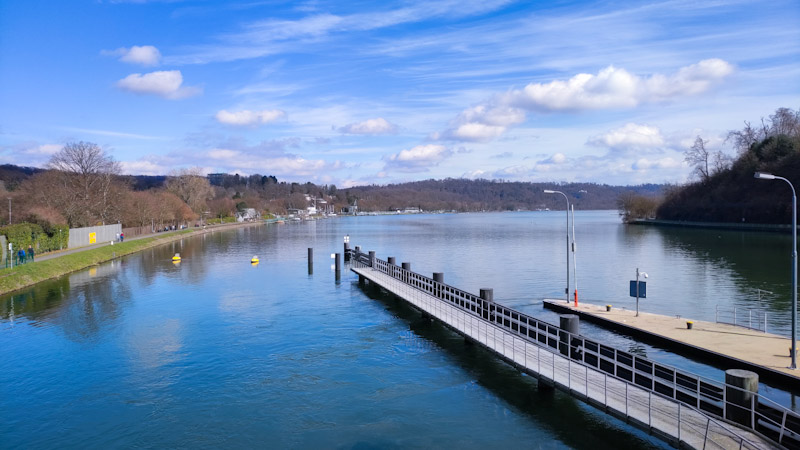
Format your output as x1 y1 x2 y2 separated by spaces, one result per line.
630 218 797 233
0 221 268 297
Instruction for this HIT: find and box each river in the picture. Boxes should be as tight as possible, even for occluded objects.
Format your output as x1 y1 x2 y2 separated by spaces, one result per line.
1 211 796 448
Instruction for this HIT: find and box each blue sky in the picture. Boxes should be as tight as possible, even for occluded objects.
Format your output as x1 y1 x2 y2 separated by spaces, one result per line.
1 0 798 187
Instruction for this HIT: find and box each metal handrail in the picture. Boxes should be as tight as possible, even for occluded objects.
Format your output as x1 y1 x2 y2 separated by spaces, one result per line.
351 249 800 449
716 305 770 334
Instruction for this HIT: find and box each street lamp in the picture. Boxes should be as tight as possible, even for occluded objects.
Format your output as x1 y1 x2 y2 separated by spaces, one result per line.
544 189 570 302
755 171 797 369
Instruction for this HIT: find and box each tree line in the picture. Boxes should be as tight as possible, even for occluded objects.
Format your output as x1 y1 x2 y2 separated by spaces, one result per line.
1 142 662 236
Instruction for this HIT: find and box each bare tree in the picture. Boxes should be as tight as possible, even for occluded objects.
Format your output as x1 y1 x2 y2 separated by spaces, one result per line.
165 168 213 215
43 142 121 227
685 136 711 181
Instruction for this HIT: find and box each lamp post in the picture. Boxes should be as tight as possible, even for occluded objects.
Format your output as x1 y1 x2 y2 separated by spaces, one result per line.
755 171 797 369
544 189 570 302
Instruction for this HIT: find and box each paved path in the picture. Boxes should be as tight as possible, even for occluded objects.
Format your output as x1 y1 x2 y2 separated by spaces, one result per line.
543 300 799 383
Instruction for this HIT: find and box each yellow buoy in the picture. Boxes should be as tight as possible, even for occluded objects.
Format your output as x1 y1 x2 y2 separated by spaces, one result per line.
172 253 181 262
251 255 259 264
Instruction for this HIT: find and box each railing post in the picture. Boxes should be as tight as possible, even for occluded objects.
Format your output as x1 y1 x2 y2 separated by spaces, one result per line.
369 251 376 268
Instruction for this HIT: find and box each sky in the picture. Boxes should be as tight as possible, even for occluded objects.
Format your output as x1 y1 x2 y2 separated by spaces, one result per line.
0 0 798 187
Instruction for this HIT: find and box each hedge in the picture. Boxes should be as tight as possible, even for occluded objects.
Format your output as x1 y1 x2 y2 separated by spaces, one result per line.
0 222 69 254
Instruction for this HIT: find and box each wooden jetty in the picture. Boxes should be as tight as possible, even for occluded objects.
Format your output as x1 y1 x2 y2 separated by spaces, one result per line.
349 248 798 450
543 300 800 387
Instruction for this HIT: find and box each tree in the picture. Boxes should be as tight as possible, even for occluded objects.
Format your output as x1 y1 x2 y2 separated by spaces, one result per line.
165 168 213 215
685 136 711 182
45 141 122 227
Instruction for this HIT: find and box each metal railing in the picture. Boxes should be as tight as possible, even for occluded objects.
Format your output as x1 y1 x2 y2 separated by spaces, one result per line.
716 305 771 334
352 249 800 449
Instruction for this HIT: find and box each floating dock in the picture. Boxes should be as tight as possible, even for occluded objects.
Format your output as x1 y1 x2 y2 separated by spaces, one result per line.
543 300 799 388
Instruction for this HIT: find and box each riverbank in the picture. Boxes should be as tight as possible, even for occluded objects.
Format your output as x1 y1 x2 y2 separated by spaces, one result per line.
630 218 797 233
0 221 267 296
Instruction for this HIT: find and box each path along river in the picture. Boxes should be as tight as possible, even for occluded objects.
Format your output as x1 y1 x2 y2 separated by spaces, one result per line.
1 211 797 448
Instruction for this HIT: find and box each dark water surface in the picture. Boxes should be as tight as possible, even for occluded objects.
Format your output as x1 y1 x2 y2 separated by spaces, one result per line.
1 212 796 448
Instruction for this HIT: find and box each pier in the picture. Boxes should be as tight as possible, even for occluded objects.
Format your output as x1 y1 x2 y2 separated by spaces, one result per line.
543 300 800 387
349 247 799 449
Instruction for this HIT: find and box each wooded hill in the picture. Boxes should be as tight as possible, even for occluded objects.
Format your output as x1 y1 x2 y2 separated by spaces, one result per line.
657 107 800 224
344 179 662 212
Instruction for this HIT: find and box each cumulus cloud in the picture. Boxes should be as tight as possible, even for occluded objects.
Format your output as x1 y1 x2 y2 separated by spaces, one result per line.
116 70 201 99
215 109 286 126
439 104 525 142
510 59 733 112
339 117 397 135
385 144 453 172
103 45 162 66
587 123 665 150
438 59 734 143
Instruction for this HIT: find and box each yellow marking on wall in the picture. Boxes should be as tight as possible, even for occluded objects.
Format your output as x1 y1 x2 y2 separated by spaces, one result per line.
89 232 96 244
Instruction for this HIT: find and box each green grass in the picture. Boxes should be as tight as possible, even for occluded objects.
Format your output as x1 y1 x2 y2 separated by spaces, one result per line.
0 229 194 295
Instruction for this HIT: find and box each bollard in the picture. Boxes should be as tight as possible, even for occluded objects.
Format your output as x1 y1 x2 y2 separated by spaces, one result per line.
335 252 341 282
433 272 444 298
725 369 758 427
480 288 494 322
402 262 410 283
559 314 579 357
369 251 376 268
387 257 396 265
308 248 314 275
344 242 350 262
402 262 411 270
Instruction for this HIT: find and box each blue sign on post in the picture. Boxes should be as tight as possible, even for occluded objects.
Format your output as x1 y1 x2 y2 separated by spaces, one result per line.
629 280 646 298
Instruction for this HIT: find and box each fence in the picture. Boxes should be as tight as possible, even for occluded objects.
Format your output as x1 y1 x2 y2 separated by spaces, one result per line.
68 224 122 248
352 249 800 449
716 305 770 334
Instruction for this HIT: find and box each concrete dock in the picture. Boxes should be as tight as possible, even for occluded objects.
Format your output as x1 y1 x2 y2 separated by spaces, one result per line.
543 300 799 387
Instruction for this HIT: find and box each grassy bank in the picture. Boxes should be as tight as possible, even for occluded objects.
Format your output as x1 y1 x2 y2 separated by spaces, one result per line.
0 229 194 296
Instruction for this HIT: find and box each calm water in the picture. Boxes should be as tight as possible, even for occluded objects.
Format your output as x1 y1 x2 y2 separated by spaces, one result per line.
1 211 797 448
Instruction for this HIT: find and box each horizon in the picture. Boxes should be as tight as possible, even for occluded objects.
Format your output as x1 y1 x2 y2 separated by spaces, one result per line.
1 0 798 188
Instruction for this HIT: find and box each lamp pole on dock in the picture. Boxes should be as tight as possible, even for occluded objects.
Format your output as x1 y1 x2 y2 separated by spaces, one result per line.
755 172 796 369
544 189 570 302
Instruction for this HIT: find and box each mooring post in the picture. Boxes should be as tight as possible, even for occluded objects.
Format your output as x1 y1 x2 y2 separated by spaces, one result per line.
402 262 411 282
308 247 313 274
433 272 444 298
559 314 579 357
480 288 494 321
387 256 396 265
369 251 376 268
335 252 341 281
725 369 759 427
344 242 350 262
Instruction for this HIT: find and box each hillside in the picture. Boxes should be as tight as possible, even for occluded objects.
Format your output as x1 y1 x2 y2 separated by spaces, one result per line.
657 108 800 224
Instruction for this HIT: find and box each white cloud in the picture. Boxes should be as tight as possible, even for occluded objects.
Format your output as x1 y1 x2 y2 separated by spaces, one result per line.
587 123 665 150
207 149 241 159
510 59 734 112
540 152 567 164
119 159 170 175
339 118 397 135
215 109 286 126
385 144 453 172
440 104 525 142
116 70 201 99
110 45 162 66
24 144 61 156
438 59 734 143
632 157 684 171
